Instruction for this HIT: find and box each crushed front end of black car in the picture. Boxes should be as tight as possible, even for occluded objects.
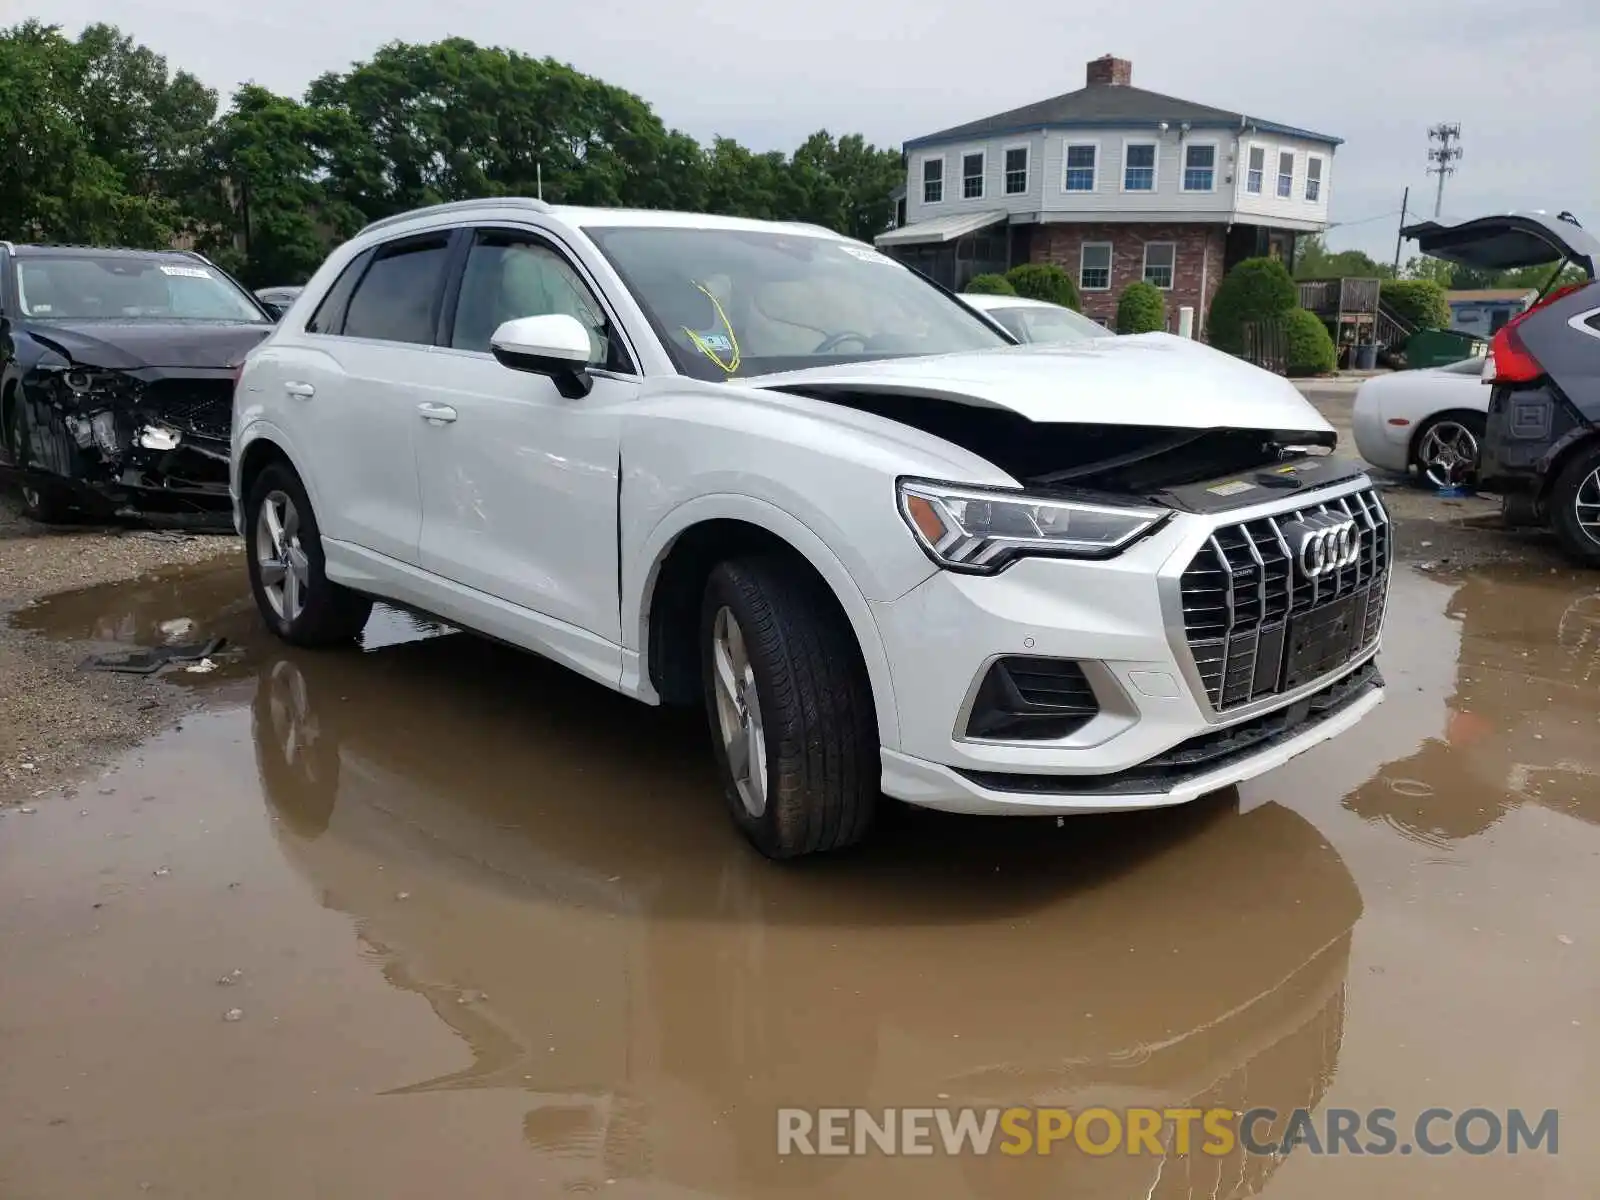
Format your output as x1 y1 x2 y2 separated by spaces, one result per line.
1 243 275 524
13 360 240 519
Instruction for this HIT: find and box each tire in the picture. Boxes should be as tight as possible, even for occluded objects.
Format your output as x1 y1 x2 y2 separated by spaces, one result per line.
244 461 373 645
1548 441 1600 568
1410 410 1486 490
699 556 878 858
9 402 75 523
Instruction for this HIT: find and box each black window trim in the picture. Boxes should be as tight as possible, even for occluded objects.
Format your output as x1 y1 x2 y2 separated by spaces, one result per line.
304 247 373 336
434 222 639 377
329 230 459 346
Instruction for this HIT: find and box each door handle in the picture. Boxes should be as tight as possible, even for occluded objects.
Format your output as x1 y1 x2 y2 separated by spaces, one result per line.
284 381 315 399
417 402 458 424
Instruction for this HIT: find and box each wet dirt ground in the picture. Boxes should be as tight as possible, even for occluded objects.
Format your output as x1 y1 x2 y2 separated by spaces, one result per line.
3 555 1599 1198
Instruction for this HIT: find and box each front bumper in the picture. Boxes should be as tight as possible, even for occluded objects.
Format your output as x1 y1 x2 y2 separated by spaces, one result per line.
1350 382 1412 474
871 477 1389 814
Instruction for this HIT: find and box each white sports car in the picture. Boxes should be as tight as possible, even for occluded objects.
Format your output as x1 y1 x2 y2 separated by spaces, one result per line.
1351 356 1489 487
959 292 1112 343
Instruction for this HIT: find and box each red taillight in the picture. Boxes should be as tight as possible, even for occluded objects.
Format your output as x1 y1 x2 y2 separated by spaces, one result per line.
1487 280 1594 384
1487 324 1542 383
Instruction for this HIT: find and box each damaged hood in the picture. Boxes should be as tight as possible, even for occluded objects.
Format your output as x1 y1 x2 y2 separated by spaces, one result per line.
739 333 1332 434
28 320 272 371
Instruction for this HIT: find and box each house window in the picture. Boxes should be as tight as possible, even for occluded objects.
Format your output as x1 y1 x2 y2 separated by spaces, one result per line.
1063 143 1097 191
1124 142 1156 191
1182 144 1215 192
962 151 985 200
922 157 943 204
1246 146 1265 194
1080 242 1112 291
1143 242 1175 289
1306 156 1323 202
1276 151 1294 199
1004 146 1028 195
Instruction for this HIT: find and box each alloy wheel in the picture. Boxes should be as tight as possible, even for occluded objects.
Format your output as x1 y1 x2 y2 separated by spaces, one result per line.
710 605 768 818
256 490 311 623
1575 466 1600 549
1417 420 1479 489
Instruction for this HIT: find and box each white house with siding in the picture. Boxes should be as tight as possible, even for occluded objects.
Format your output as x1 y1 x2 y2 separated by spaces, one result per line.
878 55 1341 333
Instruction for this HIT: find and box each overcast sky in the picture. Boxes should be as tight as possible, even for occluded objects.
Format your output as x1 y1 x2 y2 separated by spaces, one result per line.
25 0 1600 259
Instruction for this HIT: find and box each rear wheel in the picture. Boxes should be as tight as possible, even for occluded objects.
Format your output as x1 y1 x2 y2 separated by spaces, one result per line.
1549 442 1600 568
1411 410 1485 490
245 462 373 645
700 557 878 858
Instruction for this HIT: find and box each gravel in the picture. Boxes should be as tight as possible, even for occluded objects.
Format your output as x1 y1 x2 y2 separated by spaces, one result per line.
0 490 241 804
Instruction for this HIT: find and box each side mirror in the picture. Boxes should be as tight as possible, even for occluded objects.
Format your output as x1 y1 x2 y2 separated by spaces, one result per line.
490 314 596 399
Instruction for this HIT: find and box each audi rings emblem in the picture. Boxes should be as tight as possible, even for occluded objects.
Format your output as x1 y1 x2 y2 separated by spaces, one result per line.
1295 518 1361 578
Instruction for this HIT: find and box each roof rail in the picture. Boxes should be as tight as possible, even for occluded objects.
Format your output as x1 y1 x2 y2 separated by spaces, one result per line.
0 240 13 254
357 197 553 238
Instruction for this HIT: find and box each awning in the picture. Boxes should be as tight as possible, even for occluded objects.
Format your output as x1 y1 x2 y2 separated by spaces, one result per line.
875 210 1008 248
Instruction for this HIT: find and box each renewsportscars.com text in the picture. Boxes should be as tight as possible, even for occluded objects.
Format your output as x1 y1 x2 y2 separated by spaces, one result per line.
776 1106 1559 1158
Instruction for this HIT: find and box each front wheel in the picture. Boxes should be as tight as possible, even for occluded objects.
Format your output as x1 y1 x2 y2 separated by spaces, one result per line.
9 402 74 523
700 557 878 858
1549 442 1600 568
1411 410 1485 490
244 462 373 645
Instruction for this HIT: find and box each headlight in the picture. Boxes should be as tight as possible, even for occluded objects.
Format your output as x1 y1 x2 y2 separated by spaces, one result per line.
897 478 1168 572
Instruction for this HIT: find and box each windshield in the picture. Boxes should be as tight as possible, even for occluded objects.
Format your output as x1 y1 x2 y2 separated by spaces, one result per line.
584 226 1010 380
987 304 1108 344
15 255 268 323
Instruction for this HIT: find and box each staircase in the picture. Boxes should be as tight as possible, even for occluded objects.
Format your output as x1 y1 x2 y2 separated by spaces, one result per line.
1375 303 1416 351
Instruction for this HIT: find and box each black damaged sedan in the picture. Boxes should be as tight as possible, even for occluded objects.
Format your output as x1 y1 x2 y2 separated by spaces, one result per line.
1 243 274 523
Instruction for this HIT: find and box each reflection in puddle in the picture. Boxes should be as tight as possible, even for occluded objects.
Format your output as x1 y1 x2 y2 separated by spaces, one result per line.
1345 568 1600 845
246 637 1361 1198
4 558 1600 1196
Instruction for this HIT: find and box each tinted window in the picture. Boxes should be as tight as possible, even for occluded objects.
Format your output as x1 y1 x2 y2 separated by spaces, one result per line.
450 233 612 365
343 238 450 344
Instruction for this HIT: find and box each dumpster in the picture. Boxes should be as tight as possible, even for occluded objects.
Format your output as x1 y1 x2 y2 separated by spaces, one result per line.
1405 328 1487 369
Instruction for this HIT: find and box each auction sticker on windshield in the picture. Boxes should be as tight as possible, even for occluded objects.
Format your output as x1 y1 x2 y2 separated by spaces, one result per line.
158 265 212 278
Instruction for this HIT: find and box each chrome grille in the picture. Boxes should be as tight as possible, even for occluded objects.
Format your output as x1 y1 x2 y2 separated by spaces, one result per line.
1180 486 1390 711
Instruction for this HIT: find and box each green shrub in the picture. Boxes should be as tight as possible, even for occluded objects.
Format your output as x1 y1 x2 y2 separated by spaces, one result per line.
1207 256 1297 354
1115 281 1166 334
963 273 1016 296
1005 263 1081 311
1380 278 1450 331
1284 307 1337 376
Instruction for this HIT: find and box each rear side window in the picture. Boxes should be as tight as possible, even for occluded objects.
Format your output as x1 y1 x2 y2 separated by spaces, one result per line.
342 237 451 344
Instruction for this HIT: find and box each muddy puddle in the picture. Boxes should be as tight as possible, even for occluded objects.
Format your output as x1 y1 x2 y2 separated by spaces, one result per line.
2 562 1598 1197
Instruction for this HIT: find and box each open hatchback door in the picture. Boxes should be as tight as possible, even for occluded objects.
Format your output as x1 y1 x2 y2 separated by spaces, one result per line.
1402 211 1599 295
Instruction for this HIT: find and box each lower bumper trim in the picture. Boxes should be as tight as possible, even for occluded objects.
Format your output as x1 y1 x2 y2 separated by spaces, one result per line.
959 661 1381 797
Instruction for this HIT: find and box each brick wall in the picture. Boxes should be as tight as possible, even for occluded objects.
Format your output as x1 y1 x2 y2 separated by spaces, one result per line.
1029 223 1226 336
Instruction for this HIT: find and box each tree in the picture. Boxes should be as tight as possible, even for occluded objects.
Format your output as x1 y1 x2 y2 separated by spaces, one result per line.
1207 257 1297 355
0 25 908 265
1401 255 1457 287
1296 235 1394 281
1284 308 1336 375
1005 263 1081 310
0 21 209 246
1380 279 1450 331
1115 281 1165 333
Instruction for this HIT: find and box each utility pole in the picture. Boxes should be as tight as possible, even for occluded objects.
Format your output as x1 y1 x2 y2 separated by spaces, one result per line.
1426 123 1462 218
1393 185 1409 274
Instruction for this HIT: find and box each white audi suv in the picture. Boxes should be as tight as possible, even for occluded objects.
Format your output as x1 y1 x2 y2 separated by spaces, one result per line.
232 198 1390 857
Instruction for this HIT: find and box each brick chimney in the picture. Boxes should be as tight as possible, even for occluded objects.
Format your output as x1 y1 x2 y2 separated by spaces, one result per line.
1086 55 1132 86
